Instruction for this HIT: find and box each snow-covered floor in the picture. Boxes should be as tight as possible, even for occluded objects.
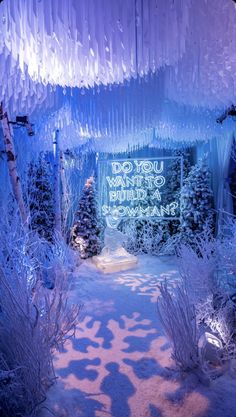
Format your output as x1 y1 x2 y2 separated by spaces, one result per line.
44 255 236 417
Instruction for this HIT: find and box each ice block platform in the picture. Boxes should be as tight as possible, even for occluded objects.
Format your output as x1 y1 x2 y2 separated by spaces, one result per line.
92 253 138 273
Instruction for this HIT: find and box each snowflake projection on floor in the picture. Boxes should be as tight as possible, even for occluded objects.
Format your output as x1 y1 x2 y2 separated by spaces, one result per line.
50 258 210 417
114 271 179 303
53 313 210 417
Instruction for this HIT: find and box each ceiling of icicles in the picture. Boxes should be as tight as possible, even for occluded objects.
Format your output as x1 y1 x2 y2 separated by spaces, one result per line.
0 0 236 152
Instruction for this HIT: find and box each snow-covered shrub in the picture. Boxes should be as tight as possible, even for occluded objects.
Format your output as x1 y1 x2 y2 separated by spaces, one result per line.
157 282 209 383
0 353 23 416
0 218 52 415
36 232 80 284
0 266 53 416
177 235 217 305
70 176 102 258
157 198 236 376
216 219 236 288
0 205 80 417
176 231 236 364
121 218 170 255
33 260 80 351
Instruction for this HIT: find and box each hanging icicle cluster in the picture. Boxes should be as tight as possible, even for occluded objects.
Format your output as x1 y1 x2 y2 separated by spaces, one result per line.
0 0 190 89
35 85 235 154
0 0 235 155
0 0 235 115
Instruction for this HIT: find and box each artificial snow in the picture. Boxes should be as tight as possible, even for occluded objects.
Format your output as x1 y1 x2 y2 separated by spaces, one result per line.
42 255 236 417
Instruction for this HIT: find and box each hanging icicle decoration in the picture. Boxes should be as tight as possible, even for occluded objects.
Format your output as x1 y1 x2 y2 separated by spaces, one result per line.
1 0 235 115
31 72 235 154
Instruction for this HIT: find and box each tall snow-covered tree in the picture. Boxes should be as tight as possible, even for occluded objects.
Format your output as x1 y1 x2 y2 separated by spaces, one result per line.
165 150 191 200
70 176 101 259
181 162 214 238
28 155 55 242
164 149 191 235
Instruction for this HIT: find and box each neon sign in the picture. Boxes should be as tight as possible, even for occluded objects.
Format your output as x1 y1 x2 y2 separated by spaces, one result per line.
98 157 182 219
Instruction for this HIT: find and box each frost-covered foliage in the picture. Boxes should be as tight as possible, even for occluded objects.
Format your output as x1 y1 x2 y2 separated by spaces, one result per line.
0 349 25 413
177 235 217 304
176 235 235 352
0 204 80 417
70 176 102 259
121 218 170 255
216 219 236 289
164 150 191 205
181 162 214 240
180 232 236 355
157 282 209 383
28 155 55 242
144 160 214 254
35 232 79 289
158 226 236 376
0 268 53 416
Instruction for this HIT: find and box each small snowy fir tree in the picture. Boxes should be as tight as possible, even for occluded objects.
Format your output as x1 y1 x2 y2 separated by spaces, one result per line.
181 162 214 238
28 155 55 242
71 176 101 259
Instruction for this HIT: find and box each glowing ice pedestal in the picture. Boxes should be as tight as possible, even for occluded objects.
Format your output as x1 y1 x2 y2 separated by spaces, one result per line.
92 249 138 273
92 227 138 273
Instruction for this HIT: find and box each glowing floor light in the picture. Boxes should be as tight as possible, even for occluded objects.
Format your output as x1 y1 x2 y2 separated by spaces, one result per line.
199 332 223 365
205 332 223 349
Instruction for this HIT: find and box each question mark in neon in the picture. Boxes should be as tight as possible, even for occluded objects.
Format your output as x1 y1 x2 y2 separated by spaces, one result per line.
170 201 178 216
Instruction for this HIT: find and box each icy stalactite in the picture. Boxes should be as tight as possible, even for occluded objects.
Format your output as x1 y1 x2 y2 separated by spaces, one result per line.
0 0 235 155
0 0 235 115
0 0 189 88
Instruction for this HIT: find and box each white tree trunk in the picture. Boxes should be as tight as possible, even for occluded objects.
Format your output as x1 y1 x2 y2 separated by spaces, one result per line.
53 129 62 234
60 150 70 236
0 104 28 226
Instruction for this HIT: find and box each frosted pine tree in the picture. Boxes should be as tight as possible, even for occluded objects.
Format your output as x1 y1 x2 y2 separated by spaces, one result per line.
71 176 101 259
181 162 214 238
28 155 55 242
165 149 191 235
165 150 191 199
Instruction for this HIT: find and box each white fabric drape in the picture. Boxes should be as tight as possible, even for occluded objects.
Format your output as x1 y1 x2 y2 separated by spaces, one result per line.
212 134 234 234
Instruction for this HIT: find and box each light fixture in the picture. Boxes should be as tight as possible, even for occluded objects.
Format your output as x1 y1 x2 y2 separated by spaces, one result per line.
216 105 236 124
198 331 223 365
5 112 35 136
205 332 223 349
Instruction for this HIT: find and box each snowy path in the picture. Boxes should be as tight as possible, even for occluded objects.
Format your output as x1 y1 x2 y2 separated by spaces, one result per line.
45 255 236 417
